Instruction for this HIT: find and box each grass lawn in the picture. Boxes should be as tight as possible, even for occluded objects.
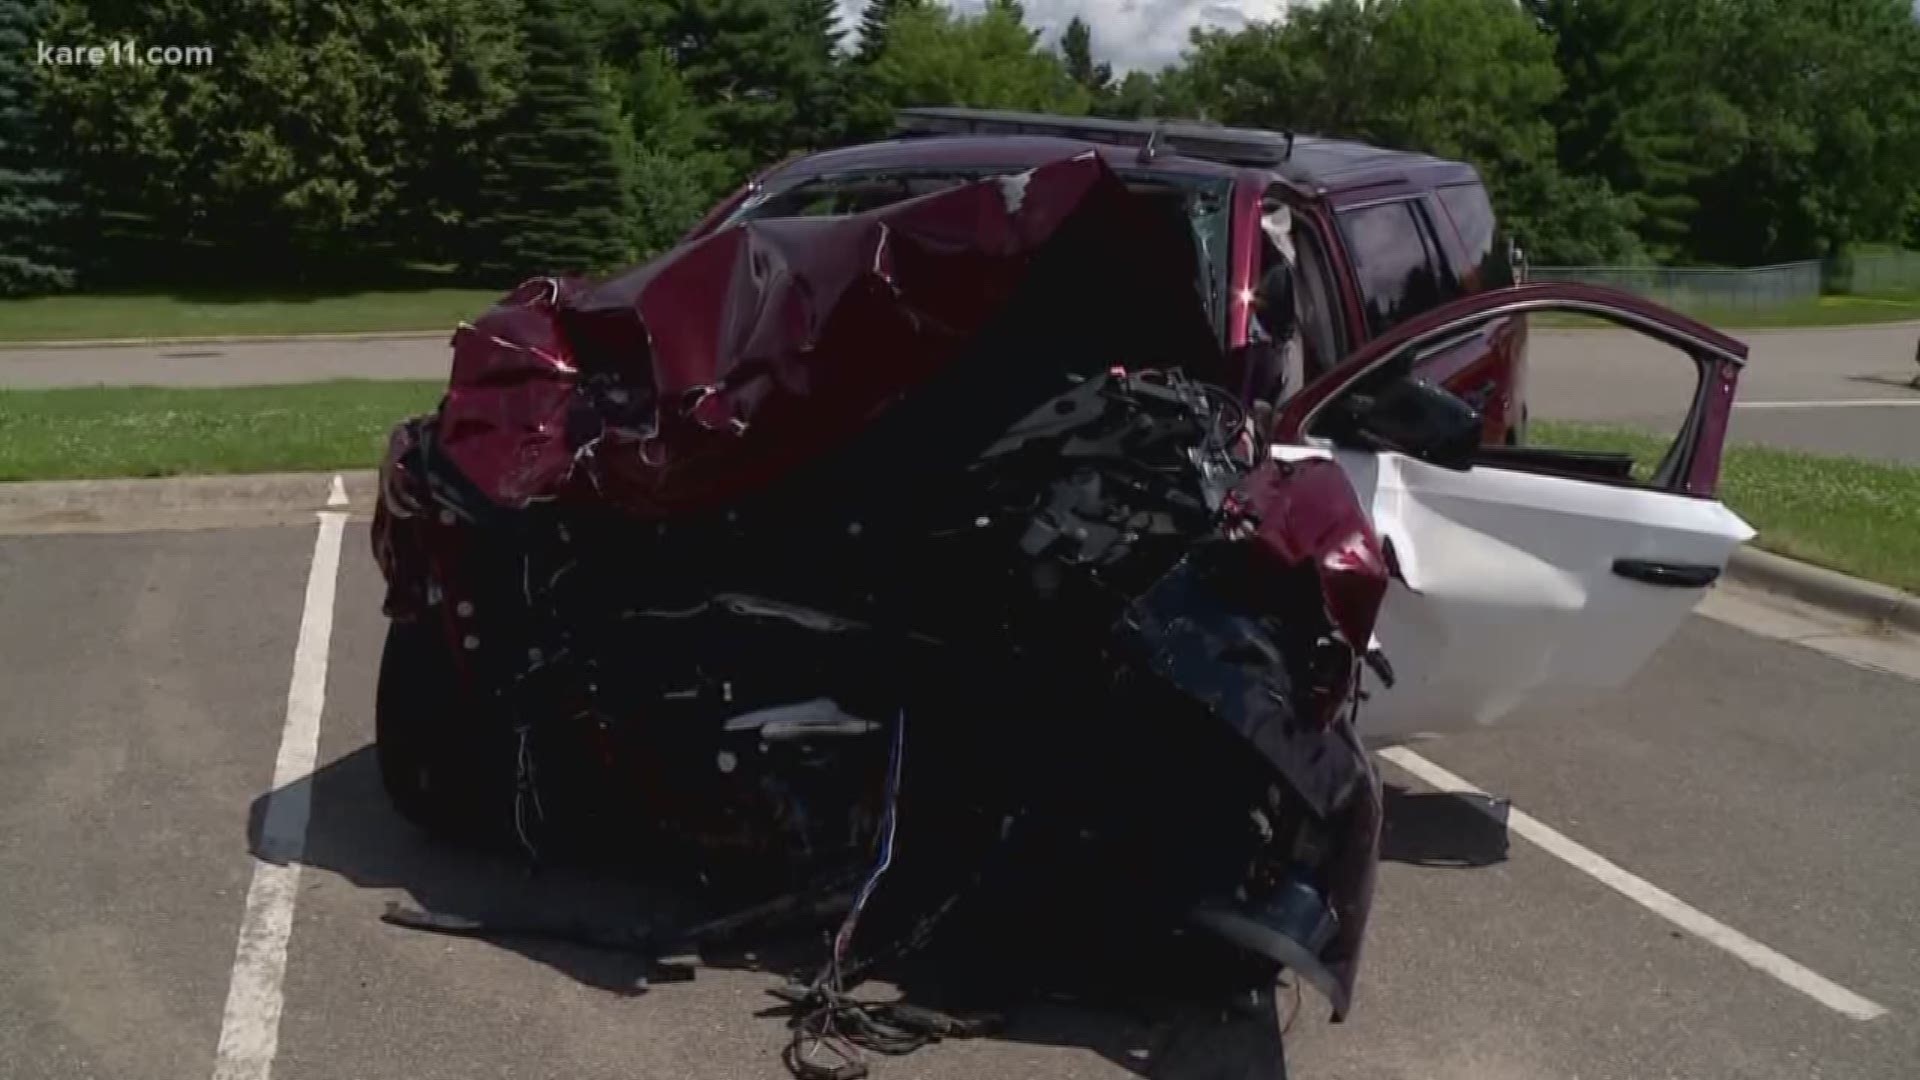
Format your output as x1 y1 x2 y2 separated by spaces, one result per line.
1535 420 1920 594
0 381 443 481
1533 289 1920 330
0 289 505 343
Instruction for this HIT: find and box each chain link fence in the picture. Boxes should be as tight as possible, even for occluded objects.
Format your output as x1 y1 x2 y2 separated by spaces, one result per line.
1529 249 1920 310
1836 249 1920 294
1526 260 1824 310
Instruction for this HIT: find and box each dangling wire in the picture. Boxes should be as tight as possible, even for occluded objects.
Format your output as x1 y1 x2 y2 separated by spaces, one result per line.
831 709 905 984
512 722 545 862
784 710 910 1079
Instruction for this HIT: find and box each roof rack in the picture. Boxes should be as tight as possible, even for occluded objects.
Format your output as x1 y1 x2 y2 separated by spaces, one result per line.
894 107 1295 168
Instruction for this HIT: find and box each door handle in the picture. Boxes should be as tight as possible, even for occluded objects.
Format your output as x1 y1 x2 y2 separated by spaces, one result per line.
1612 558 1721 588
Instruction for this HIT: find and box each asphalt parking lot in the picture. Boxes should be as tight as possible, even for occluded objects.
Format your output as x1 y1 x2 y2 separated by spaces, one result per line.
3 515 1918 1080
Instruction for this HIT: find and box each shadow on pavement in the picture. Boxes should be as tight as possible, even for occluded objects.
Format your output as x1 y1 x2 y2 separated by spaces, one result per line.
1379 783 1511 869
250 742 679 995
251 743 1292 1079
1845 373 1920 391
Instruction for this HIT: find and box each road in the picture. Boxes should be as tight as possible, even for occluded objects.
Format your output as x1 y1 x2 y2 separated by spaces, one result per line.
3 514 1918 1080
1528 322 1920 464
4 319 1917 462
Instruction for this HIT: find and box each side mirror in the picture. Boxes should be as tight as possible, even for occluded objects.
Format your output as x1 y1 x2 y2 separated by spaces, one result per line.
1333 379 1481 471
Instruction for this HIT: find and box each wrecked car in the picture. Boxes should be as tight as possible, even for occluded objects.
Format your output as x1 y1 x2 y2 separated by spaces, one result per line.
370 144 1753 1074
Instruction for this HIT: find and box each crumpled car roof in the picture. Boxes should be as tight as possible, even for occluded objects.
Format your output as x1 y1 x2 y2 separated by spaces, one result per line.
437 151 1223 518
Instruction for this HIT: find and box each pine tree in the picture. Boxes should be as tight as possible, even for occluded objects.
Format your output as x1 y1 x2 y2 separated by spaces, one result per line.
468 0 636 281
856 0 926 64
0 0 75 295
1060 16 1112 99
788 0 848 148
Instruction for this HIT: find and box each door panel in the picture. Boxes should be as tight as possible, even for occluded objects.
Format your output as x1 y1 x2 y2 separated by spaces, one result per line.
1333 448 1753 743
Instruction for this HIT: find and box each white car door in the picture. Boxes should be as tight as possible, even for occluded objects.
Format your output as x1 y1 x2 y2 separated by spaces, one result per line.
1272 283 1755 744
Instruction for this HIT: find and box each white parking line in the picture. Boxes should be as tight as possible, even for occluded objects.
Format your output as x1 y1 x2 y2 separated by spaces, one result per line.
1734 398 1920 410
210 478 350 1080
1378 746 1890 1022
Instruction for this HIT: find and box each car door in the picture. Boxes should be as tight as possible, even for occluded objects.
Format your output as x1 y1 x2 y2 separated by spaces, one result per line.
1273 282 1755 744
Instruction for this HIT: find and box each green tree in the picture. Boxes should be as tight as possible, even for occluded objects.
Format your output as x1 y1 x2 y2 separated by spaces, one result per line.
0 0 75 294
788 0 850 146
1171 0 1641 263
658 0 849 176
868 3 1089 113
1682 0 1920 264
1099 70 1160 119
613 44 737 253
855 0 926 64
36 0 522 281
1059 15 1113 100
468 0 636 280
1502 166 1647 266
1531 0 1746 262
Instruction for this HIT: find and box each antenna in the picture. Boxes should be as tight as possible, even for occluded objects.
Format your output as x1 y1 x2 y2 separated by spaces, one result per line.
1138 125 1163 164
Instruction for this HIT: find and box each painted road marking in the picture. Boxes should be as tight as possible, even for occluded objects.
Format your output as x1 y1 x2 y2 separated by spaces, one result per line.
209 477 350 1080
1378 746 1890 1022
1734 398 1920 410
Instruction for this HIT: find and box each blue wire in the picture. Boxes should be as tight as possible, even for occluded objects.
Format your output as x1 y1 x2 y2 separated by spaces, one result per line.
831 708 905 975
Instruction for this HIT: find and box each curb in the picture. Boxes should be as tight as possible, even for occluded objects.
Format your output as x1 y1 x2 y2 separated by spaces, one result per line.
0 329 451 350
0 470 377 533
1724 546 1920 635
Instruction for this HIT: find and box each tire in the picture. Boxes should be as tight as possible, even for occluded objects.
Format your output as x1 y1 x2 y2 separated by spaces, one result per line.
375 619 512 840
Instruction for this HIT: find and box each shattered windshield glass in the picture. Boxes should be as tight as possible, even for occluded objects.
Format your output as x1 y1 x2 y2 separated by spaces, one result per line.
727 168 1235 338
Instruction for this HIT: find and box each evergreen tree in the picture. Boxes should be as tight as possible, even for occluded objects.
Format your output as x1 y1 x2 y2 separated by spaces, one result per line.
661 0 839 173
1529 0 1727 262
469 0 636 281
0 0 75 295
36 0 522 284
1059 16 1113 100
788 0 849 148
856 0 926 64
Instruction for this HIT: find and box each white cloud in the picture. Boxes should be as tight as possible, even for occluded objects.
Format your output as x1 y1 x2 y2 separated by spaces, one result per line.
832 0 1307 74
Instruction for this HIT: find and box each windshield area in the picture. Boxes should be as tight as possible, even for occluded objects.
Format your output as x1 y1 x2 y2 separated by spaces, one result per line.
726 167 1234 338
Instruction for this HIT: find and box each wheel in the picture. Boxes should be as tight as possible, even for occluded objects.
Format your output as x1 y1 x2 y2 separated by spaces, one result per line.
375 618 512 839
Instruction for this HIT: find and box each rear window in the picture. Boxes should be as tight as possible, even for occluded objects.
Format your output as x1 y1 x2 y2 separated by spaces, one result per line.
1436 183 1513 290
1338 200 1459 336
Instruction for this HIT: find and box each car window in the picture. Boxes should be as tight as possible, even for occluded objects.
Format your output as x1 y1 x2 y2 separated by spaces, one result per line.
1337 200 1459 336
1436 183 1514 291
1316 308 1705 491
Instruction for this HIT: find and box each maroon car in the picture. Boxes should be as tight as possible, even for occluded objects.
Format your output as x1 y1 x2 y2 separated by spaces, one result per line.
687 108 1530 445
370 140 1750 1076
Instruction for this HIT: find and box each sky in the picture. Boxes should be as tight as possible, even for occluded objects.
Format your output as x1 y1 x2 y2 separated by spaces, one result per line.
832 0 1305 75
833 1 1920 75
